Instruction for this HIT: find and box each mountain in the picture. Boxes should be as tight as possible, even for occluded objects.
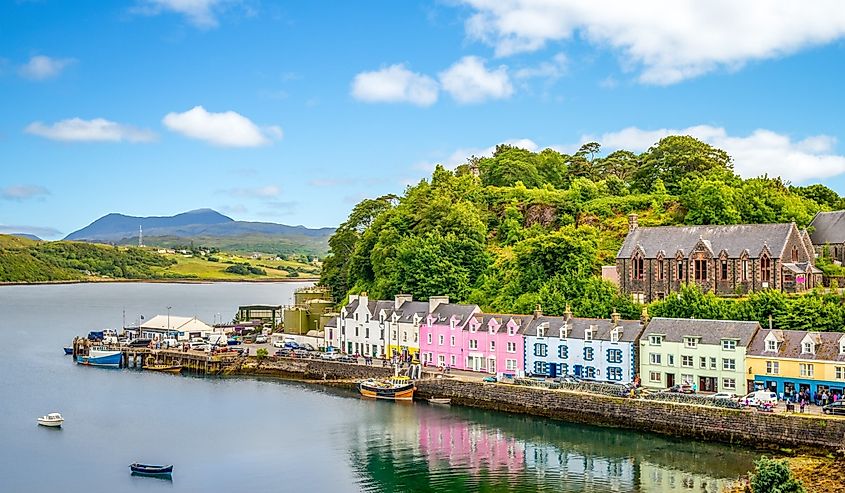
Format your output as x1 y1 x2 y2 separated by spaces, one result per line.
9 233 41 241
65 209 334 256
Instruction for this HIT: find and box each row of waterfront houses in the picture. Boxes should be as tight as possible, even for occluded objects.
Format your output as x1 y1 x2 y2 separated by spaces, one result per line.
324 293 845 399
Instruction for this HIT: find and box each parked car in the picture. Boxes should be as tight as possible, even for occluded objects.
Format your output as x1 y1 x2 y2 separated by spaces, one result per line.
740 390 778 407
128 338 152 348
482 376 497 383
337 355 358 363
272 340 285 348
228 338 241 346
822 401 845 415
320 350 340 360
667 384 695 394
255 335 268 344
161 338 179 349
554 375 581 384
293 349 310 358
710 392 738 400
191 344 211 352
302 343 316 352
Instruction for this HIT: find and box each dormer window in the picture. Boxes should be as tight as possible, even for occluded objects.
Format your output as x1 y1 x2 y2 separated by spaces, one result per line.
585 326 595 342
610 329 620 343
684 337 697 349
451 319 457 330
537 326 545 338
722 339 737 350
766 340 777 352
649 335 662 346
380 314 385 323
803 342 814 354
840 342 845 355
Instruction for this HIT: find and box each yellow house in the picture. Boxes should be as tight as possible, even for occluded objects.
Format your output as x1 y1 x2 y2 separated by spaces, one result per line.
746 329 845 400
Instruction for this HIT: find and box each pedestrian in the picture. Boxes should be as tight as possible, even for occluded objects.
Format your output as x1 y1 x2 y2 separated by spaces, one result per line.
823 391 830 406
800 398 806 413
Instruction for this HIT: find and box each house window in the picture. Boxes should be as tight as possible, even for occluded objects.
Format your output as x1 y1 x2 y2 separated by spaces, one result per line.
607 367 623 381
469 339 478 350
507 341 516 353
681 355 693 367
723 378 736 390
720 260 728 280
792 246 799 262
677 260 684 279
694 259 708 281
583 367 597 379
490 341 495 351
425 352 433 363
506 359 517 370
722 358 736 371
668 354 674 366
559 363 569 375
710 357 717 370
450 336 455 347
649 371 662 382
766 340 777 351
534 343 548 357
585 328 594 342
427 334 432 345
438 354 445 366
583 347 594 361
632 254 644 280
537 327 545 338
649 335 662 346
684 337 697 348
438 335 444 346
610 330 620 343
533 361 548 375
682 374 694 384
802 342 814 354
650 353 661 365
365 328 370 338
558 345 569 359
699 356 707 369
766 361 779 375
722 339 737 350
450 355 456 366
800 363 814 377
658 259 665 280
607 349 622 364
742 259 749 281
761 255 771 283
836 366 845 380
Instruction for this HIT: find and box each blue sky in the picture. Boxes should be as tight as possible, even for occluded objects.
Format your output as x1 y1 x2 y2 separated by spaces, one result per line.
3 1 845 239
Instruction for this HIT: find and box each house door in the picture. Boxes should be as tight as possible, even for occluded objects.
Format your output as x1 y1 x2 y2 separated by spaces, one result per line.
699 376 717 392
487 357 496 374
666 373 675 387
549 363 558 377
573 365 583 377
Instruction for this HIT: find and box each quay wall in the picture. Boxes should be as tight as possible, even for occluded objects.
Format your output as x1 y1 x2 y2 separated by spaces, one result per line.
237 357 845 452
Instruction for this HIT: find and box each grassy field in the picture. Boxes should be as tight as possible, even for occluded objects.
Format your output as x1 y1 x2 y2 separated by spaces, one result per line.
155 252 320 280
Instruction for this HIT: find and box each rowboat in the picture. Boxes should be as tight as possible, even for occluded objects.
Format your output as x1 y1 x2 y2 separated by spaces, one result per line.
129 463 173 476
358 376 415 401
63 347 73 355
145 364 182 374
37 413 64 427
76 349 121 368
428 397 451 405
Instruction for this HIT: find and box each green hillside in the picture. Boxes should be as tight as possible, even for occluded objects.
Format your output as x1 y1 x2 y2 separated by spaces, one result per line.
321 136 843 327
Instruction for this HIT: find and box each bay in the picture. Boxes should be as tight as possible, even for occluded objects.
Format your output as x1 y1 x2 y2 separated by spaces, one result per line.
0 282 759 492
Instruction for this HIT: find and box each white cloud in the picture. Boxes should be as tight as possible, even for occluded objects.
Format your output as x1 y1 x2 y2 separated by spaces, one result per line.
461 0 845 84
1 185 50 201
439 56 513 103
18 55 75 80
226 185 281 198
351 64 439 106
417 138 540 171
134 0 225 28
591 125 845 183
0 224 62 239
514 53 567 80
25 118 156 143
162 106 281 147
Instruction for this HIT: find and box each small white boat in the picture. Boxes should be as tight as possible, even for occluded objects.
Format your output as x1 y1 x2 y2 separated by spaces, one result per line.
428 397 451 405
37 413 64 427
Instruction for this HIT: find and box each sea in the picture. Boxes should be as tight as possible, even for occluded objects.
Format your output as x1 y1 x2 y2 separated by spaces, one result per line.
0 282 760 493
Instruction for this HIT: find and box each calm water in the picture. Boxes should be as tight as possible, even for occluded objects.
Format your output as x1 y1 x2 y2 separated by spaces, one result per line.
0 282 760 493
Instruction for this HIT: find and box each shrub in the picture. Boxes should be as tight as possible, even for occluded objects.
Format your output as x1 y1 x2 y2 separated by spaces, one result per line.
750 457 805 493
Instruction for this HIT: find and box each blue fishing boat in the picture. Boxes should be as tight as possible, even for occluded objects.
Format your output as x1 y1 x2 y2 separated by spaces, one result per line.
63 347 73 355
130 463 173 476
76 349 121 368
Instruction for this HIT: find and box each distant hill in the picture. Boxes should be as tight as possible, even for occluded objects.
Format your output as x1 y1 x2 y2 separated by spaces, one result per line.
8 233 41 241
65 209 334 256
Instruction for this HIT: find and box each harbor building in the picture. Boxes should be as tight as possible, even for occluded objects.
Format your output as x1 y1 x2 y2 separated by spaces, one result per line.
385 294 429 360
236 304 282 327
282 286 335 335
419 302 481 369
462 312 533 377
747 328 845 399
523 307 643 383
126 315 218 341
617 214 820 303
638 318 760 394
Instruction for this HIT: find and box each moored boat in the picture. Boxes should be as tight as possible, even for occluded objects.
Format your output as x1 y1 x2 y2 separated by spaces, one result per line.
358 376 415 401
428 397 451 405
145 364 182 374
37 412 64 427
63 347 73 355
129 463 173 476
76 349 122 368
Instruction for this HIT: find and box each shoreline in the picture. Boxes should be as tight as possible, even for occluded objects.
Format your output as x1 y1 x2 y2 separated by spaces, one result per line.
0 277 320 287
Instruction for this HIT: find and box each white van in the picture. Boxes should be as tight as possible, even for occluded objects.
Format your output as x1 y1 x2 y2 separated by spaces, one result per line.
741 390 778 406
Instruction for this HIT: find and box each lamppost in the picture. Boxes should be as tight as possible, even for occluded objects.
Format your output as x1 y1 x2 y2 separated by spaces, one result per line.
167 306 172 329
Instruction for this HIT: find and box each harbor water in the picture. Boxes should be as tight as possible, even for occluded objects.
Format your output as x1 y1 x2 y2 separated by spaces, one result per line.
0 282 760 492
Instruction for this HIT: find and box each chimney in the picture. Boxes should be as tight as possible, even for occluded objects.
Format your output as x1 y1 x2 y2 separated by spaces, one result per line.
564 303 573 322
428 296 449 314
628 213 638 231
611 309 620 326
533 304 543 319
359 291 369 307
395 293 413 310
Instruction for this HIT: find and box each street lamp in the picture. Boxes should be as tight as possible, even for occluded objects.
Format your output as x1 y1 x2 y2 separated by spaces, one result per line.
167 306 172 330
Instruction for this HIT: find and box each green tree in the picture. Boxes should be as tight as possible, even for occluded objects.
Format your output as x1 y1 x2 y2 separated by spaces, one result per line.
681 175 742 225
633 136 734 194
750 457 805 493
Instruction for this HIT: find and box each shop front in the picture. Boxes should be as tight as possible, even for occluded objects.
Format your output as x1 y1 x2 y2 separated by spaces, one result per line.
752 375 844 401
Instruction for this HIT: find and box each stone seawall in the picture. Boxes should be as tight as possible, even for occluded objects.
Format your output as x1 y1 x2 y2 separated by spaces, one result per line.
238 357 845 452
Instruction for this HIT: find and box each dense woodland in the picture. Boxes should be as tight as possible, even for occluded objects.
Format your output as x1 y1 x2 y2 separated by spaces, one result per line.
321 135 845 331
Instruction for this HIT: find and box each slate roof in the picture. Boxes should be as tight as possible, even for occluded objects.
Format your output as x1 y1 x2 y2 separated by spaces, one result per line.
428 303 479 326
471 313 535 334
642 317 760 346
523 316 643 342
809 211 845 245
617 223 796 259
342 299 360 319
324 316 338 328
748 329 845 362
394 301 429 323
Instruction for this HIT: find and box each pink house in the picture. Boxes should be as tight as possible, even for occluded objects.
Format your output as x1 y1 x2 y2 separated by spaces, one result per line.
419 301 480 370
420 302 531 377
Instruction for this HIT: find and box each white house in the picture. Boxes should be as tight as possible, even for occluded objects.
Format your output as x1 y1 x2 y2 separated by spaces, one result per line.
127 315 218 341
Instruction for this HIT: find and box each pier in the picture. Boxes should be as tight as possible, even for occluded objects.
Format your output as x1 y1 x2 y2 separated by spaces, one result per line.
71 338 238 375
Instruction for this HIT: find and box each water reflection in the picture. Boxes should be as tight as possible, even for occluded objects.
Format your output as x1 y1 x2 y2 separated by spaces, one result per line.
348 401 757 493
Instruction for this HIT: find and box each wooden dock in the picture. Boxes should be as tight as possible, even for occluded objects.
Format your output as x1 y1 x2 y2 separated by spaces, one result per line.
72 338 238 375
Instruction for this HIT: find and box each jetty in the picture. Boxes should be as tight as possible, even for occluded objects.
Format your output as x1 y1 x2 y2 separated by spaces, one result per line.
71 338 237 375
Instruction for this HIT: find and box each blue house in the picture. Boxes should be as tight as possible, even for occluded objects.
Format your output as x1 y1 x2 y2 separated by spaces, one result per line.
523 308 644 384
